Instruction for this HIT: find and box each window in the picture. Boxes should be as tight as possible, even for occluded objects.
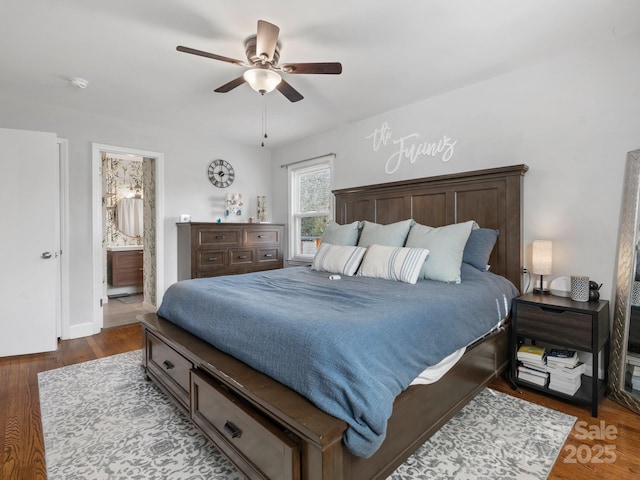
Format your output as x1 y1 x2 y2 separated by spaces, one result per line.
288 155 333 262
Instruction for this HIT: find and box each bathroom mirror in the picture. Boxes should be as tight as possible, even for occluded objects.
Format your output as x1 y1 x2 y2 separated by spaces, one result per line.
609 148 640 414
114 196 144 238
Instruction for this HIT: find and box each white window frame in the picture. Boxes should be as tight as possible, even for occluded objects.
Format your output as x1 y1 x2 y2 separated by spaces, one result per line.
287 155 334 264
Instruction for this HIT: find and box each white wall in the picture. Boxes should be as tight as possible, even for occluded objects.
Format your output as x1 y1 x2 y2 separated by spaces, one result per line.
0 97 271 334
272 31 640 303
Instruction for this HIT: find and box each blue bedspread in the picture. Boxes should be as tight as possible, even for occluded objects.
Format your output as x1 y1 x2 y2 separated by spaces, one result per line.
157 264 518 457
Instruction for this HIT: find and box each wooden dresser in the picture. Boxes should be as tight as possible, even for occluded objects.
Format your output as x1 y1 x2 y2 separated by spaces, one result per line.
177 222 284 280
107 249 143 286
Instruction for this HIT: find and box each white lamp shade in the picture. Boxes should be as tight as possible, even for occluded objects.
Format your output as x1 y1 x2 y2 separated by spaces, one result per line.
243 68 282 93
532 240 552 275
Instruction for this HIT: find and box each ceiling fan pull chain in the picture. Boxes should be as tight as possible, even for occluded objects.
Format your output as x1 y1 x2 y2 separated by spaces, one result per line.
261 94 268 147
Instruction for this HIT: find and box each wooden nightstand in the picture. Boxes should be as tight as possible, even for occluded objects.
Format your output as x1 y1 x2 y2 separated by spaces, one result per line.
511 293 610 417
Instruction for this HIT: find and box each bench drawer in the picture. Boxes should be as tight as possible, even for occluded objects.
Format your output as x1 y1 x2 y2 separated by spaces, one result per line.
146 333 193 409
191 369 300 480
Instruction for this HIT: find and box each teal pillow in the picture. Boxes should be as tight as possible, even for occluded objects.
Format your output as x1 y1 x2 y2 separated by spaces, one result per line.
405 220 475 283
321 221 361 246
357 219 414 248
463 228 499 271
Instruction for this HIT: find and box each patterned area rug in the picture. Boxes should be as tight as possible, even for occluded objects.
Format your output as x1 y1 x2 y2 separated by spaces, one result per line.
39 350 575 480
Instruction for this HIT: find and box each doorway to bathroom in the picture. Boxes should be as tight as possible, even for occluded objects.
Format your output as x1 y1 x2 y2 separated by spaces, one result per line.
91 143 164 331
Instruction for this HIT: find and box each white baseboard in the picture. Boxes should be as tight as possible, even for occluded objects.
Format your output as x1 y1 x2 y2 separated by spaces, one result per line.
65 321 100 340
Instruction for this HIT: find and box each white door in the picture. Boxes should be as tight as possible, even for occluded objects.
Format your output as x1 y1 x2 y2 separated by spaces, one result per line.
0 128 59 356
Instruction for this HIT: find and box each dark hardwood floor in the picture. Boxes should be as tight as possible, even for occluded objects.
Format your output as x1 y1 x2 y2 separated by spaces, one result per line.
0 324 142 480
1 324 639 479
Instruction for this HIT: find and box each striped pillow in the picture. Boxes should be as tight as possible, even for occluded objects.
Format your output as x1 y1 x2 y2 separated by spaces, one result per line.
359 244 429 284
311 243 367 276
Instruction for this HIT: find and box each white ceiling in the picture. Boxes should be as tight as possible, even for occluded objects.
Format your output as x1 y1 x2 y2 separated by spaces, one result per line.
2 0 640 148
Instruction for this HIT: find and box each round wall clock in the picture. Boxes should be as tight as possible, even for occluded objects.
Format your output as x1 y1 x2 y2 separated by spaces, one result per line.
207 159 235 188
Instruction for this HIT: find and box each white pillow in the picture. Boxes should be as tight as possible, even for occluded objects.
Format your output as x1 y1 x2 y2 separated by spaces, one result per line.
358 244 429 284
405 220 475 283
311 243 366 276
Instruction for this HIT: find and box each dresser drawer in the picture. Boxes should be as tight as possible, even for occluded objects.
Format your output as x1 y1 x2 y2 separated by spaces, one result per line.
229 249 254 265
256 247 281 266
244 227 281 246
196 249 227 269
197 228 241 247
191 369 300 480
515 303 592 351
146 333 193 409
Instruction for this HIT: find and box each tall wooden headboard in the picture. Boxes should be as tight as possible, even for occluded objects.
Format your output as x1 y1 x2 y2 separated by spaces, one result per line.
333 164 528 291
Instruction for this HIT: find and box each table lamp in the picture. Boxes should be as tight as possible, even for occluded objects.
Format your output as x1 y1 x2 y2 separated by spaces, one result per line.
532 240 552 294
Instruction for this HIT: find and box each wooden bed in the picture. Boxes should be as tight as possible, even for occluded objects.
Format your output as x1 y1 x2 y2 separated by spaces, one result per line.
140 164 527 480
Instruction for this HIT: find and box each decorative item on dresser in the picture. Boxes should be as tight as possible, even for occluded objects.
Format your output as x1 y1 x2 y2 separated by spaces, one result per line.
177 222 284 280
107 248 143 287
511 292 610 417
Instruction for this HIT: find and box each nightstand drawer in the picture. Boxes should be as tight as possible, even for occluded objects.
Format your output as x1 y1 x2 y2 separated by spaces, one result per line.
516 303 592 351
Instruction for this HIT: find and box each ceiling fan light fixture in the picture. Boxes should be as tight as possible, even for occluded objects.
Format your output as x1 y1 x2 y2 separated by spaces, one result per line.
243 68 281 94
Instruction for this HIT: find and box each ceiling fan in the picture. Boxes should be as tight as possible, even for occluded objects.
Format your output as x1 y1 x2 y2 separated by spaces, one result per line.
177 20 342 102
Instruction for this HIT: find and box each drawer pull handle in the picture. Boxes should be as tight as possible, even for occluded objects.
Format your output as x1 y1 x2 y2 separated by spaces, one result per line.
238 255 248 259
224 421 242 439
139 268 143 271
264 253 273 258
215 235 225 240
163 360 174 370
208 257 217 261
257 235 266 238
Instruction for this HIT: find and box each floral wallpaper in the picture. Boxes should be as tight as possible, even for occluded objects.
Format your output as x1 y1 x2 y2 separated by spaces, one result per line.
142 157 156 307
102 155 144 247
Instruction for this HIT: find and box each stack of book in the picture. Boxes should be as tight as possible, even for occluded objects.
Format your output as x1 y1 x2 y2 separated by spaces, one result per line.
516 344 548 386
626 351 640 394
547 348 583 395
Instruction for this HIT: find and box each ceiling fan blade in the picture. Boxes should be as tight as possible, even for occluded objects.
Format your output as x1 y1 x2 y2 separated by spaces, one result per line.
256 20 280 62
214 76 247 93
176 46 246 66
280 62 342 75
276 79 303 103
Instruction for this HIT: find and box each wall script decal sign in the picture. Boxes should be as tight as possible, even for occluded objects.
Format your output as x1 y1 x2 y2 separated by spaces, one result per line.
365 122 457 174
